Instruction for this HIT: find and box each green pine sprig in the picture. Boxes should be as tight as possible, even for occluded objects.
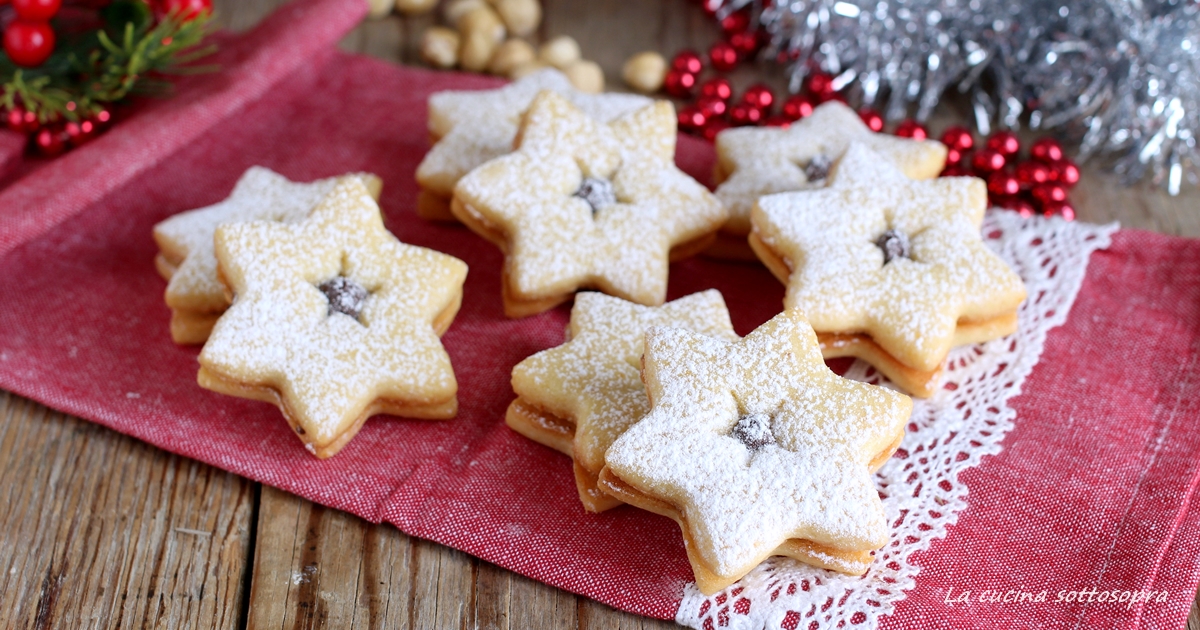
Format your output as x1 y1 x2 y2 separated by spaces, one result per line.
1 0 217 124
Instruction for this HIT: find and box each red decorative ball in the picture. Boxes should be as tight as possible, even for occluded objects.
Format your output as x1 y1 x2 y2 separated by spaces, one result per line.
729 102 763 126
971 148 1006 174
945 147 969 166
1042 199 1076 221
156 0 213 21
720 10 750 34
1031 183 1068 205
762 115 792 128
671 50 704 75
940 164 970 177
858 108 884 132
65 119 97 147
939 126 974 152
663 69 697 98
804 71 835 98
13 0 61 21
699 77 732 102
1015 160 1052 189
677 106 706 132
1030 137 1064 163
4 19 55 68
894 119 928 140
740 84 774 111
985 130 1020 157
728 31 760 57
709 41 738 72
987 171 1021 197
696 96 728 119
702 118 731 142
1049 159 1081 187
34 124 65 157
5 106 37 133
94 108 112 126
782 94 816 121
995 195 1036 218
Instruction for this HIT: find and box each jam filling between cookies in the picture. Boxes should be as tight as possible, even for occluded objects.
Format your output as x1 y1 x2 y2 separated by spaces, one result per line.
318 276 369 321
874 229 912 265
573 177 617 214
731 413 776 451
803 153 833 184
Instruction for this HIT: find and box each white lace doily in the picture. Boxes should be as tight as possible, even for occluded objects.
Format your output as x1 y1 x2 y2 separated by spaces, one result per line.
676 211 1118 630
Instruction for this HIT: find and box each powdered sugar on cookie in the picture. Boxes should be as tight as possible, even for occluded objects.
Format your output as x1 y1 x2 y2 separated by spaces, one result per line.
604 310 911 587
751 143 1026 372
714 101 946 235
198 179 467 457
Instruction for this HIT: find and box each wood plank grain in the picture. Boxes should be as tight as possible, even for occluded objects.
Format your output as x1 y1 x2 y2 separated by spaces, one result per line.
0 391 253 629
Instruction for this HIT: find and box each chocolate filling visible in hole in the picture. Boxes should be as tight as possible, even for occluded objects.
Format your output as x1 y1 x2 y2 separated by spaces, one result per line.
731 413 776 451
318 276 369 320
573 177 616 214
874 229 911 265
803 153 832 184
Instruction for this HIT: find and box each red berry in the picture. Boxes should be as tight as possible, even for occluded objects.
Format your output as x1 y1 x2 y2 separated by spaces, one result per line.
34 124 65 157
1042 199 1076 221
894 119 928 140
782 94 816 121
1049 159 1080 187
702 118 731 142
762 115 791 128
5 106 37 133
155 0 212 21
671 50 704 75
939 126 974 152
4 19 54 67
94 108 112 125
696 96 727 119
1031 183 1068 205
940 164 970 177
987 171 1021 197
971 148 1006 174
699 77 733 102
12 0 60 21
1015 161 1051 189
677 106 706 132
1030 137 1064 163
985 130 1020 157
728 31 760 57
720 10 750 34
740 84 774 111
663 69 697 98
709 41 738 72
65 119 97 146
858 108 884 132
729 102 763 126
804 71 835 97
945 147 969 166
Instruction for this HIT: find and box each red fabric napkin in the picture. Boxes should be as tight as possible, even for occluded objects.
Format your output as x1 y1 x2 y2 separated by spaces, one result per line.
0 1 1197 627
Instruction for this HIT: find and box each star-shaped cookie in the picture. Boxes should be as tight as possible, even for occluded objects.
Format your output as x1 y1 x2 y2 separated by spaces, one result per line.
416 69 650 221
507 290 739 512
600 309 912 594
749 142 1026 397
197 178 468 458
153 167 382 344
709 101 946 259
452 90 727 318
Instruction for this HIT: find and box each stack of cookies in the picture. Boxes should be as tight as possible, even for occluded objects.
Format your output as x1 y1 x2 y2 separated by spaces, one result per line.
151 71 1026 591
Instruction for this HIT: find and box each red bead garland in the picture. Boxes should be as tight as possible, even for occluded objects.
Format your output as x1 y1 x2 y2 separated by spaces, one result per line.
894 119 928 140
858 108 884 132
671 50 704 75
708 41 738 72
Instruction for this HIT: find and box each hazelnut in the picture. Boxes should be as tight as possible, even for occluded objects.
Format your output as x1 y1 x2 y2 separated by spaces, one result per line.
420 27 460 69
509 59 551 79
564 59 604 93
459 6 506 72
366 0 392 18
444 0 487 27
488 39 536 76
495 0 541 38
394 0 438 15
621 51 667 94
538 35 581 70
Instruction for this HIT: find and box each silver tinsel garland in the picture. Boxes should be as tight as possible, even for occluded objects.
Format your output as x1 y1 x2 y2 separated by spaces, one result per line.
715 0 1199 194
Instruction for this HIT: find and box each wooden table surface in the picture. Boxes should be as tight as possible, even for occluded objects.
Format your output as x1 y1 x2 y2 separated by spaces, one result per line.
2 1 1199 628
